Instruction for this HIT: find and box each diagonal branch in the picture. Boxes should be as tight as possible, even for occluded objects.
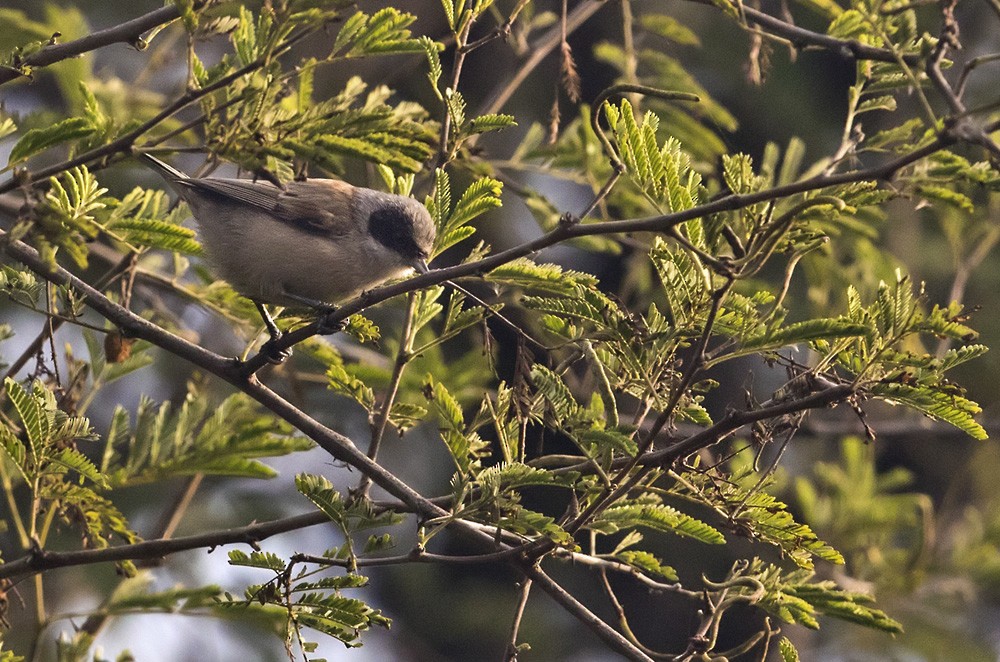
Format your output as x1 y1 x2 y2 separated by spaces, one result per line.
0 4 195 86
242 128 960 371
479 0 607 116
643 384 855 466
0 26 317 196
0 230 442 516
523 564 654 662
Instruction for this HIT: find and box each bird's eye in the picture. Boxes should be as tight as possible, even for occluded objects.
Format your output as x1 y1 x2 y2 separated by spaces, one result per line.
368 206 422 259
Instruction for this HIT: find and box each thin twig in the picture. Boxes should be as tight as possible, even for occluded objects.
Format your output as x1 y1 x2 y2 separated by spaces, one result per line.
0 27 318 195
290 547 525 568
479 0 606 116
505 577 533 661
1 251 137 389
355 294 418 498
599 570 674 660
685 0 922 65
522 564 654 662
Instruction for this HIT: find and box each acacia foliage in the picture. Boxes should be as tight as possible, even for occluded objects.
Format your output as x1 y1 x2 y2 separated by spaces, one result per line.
0 0 998 660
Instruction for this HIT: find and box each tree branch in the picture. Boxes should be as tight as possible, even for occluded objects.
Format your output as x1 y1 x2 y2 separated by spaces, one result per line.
686 0 921 65
505 577 533 660
523 564 654 662
0 26 317 196
479 0 607 116
243 129 959 371
0 4 194 86
0 511 330 581
643 384 856 466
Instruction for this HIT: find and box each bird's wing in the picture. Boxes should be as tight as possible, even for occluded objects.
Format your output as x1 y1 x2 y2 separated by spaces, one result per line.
272 179 356 236
177 178 356 237
175 177 283 211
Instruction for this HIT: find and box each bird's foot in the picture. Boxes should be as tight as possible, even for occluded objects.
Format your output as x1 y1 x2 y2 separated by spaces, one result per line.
261 334 293 364
316 306 345 335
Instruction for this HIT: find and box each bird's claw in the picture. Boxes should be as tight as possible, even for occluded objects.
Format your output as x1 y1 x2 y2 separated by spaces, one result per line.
316 306 345 335
261 336 293 364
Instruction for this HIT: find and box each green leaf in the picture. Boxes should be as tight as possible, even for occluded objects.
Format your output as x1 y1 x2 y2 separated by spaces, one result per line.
779 637 800 662
614 550 678 581
530 366 580 421
916 184 975 213
425 376 490 475
476 461 571 494
0 114 16 140
449 177 503 230
228 549 286 572
426 168 452 229
106 391 309 485
326 347 376 410
0 8 52 53
488 259 595 295
857 95 897 114
498 507 574 544
231 6 258 66
4 378 47 458
293 594 390 646
741 318 869 352
412 286 445 335
334 8 422 57
387 402 428 431
591 502 726 544
0 424 28 483
787 582 903 633
106 217 202 255
311 134 422 173
639 14 700 45
105 583 224 612
8 117 94 166
579 428 639 458
295 473 348 523
53 447 107 488
827 10 868 40
676 466 843 568
938 344 988 371
445 87 466 130
420 35 444 99
469 113 517 135
722 153 763 195
871 382 987 440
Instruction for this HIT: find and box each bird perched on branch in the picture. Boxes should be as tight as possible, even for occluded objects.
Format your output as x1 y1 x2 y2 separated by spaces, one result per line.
139 153 435 362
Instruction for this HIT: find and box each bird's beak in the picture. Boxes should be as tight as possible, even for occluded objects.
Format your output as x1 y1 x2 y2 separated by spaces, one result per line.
414 259 430 275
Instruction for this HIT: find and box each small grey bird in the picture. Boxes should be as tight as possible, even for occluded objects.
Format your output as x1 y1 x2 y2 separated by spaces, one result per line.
139 153 436 360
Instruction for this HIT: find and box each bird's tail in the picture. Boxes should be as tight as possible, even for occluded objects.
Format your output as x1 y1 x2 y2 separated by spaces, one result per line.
138 153 188 183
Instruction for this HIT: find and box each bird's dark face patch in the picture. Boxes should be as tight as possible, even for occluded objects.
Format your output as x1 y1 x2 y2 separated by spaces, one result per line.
368 205 425 260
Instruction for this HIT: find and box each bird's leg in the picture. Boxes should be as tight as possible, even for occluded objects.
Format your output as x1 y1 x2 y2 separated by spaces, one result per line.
279 292 345 335
254 301 292 364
